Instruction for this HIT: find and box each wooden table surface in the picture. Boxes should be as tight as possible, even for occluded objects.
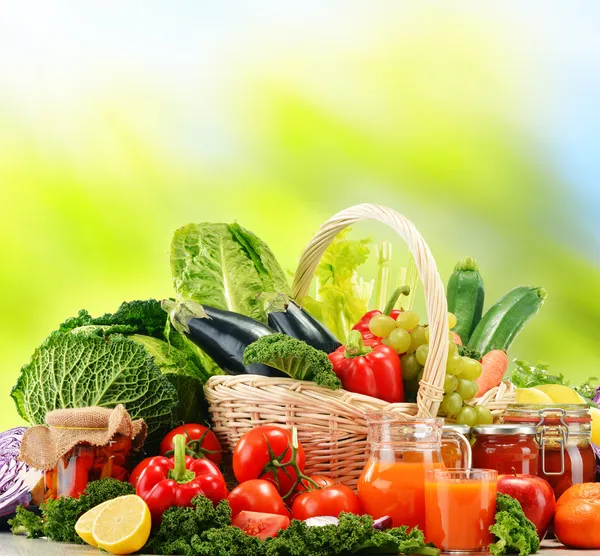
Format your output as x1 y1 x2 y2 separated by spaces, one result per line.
0 535 583 556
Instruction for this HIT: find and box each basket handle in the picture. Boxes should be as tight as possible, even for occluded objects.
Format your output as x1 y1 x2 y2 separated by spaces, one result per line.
291 204 448 418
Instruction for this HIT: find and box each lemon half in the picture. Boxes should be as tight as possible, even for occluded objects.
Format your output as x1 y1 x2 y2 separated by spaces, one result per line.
91 495 151 555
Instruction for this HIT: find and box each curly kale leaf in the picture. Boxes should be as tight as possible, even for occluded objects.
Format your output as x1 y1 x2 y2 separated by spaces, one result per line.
489 494 540 556
244 334 341 390
57 299 168 337
9 506 44 539
11 333 178 438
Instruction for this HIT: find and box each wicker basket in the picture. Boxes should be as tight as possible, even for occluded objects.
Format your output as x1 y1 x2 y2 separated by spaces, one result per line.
204 204 515 487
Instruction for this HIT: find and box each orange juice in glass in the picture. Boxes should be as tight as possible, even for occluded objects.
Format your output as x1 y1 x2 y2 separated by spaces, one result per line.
425 469 497 553
358 414 470 530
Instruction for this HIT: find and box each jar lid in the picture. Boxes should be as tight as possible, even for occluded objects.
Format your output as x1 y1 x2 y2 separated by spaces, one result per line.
472 424 538 435
504 404 591 424
443 424 470 434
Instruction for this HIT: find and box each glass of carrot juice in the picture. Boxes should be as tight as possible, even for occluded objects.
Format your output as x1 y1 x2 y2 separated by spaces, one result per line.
425 469 497 553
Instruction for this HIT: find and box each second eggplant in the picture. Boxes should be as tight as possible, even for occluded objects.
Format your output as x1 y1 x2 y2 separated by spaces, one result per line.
267 297 341 354
161 299 286 377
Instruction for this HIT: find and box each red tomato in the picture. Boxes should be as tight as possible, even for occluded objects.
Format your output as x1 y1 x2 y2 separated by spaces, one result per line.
232 511 290 540
291 483 360 520
290 475 337 503
228 479 289 518
233 426 305 496
129 457 155 488
160 424 222 466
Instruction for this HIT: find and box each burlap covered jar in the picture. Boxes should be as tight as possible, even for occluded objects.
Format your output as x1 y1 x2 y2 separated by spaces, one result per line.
19 405 147 499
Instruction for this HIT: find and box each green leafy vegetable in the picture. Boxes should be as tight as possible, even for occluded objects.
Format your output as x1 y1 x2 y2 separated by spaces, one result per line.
265 513 439 556
301 229 371 343
457 345 482 361
145 496 232 555
11 333 178 439
9 506 44 538
510 360 597 405
170 222 290 323
10 479 135 544
11 299 221 438
489 494 540 556
243 333 342 389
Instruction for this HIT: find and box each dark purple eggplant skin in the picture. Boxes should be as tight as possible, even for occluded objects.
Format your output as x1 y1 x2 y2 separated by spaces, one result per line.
185 305 287 377
268 301 341 354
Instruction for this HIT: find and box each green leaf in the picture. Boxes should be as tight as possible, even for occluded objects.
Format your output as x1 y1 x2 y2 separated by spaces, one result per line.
11 334 178 438
170 223 289 323
301 229 371 343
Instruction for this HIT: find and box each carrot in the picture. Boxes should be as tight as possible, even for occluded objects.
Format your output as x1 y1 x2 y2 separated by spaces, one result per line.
476 349 508 396
451 332 462 346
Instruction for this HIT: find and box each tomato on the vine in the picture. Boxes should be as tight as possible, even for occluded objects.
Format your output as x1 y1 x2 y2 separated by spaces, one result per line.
291 480 360 520
159 423 222 466
233 426 305 496
228 479 289 518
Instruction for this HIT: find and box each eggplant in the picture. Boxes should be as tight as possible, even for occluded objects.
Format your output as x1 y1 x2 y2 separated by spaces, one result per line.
162 299 286 377
267 298 341 354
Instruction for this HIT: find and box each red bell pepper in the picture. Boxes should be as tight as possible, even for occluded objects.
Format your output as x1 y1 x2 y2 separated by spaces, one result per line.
328 330 404 403
136 434 228 524
352 286 408 340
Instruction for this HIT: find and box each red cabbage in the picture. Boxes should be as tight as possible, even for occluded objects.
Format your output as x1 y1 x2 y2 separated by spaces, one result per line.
0 427 42 522
594 387 600 480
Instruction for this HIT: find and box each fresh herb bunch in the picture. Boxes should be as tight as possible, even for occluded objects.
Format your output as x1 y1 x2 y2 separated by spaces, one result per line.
489 494 540 556
9 478 135 544
510 360 597 406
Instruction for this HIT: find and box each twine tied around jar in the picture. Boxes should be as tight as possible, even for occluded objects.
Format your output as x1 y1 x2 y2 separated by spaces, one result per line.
19 404 147 470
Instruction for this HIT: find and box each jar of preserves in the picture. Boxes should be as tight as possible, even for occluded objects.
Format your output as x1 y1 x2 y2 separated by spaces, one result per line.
471 424 539 475
19 405 147 501
441 425 472 469
504 405 595 498
44 435 133 500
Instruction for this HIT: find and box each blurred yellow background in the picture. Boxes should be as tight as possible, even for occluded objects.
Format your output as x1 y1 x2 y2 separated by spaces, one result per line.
1 2 599 429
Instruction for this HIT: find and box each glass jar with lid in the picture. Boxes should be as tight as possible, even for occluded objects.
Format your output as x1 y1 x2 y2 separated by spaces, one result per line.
441 425 472 469
471 424 539 475
504 404 595 498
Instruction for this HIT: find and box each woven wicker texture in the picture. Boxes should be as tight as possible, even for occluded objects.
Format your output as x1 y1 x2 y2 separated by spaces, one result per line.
205 204 515 486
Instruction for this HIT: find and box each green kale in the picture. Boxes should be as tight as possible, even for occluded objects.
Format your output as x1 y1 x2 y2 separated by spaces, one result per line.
243 334 341 390
10 479 134 544
457 345 482 361
57 299 168 337
80 478 136 510
489 494 540 556
144 495 233 555
265 513 439 556
191 526 266 556
8 506 44 539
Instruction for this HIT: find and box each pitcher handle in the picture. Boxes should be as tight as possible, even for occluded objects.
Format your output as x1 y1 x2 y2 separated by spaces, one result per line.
445 431 472 469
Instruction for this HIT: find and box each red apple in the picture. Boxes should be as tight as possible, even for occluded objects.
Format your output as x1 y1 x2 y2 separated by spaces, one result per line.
497 473 556 540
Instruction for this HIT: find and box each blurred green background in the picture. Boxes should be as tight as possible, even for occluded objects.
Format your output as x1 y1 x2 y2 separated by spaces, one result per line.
1 2 599 429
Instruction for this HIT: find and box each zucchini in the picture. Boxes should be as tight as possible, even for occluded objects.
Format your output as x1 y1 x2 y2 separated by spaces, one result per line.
467 286 547 354
447 257 485 344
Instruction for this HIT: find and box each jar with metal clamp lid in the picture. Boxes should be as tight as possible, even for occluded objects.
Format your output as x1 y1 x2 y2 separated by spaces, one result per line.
504 404 595 499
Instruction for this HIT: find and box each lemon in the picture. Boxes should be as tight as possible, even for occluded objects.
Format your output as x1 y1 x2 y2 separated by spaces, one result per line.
91 495 151 555
515 387 554 405
75 499 115 547
534 384 587 405
589 407 600 446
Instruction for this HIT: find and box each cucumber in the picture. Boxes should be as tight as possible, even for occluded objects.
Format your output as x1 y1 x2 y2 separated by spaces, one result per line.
467 286 547 354
447 257 485 344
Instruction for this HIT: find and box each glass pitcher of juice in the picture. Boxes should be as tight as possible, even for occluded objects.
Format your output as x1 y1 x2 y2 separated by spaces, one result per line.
357 413 470 530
